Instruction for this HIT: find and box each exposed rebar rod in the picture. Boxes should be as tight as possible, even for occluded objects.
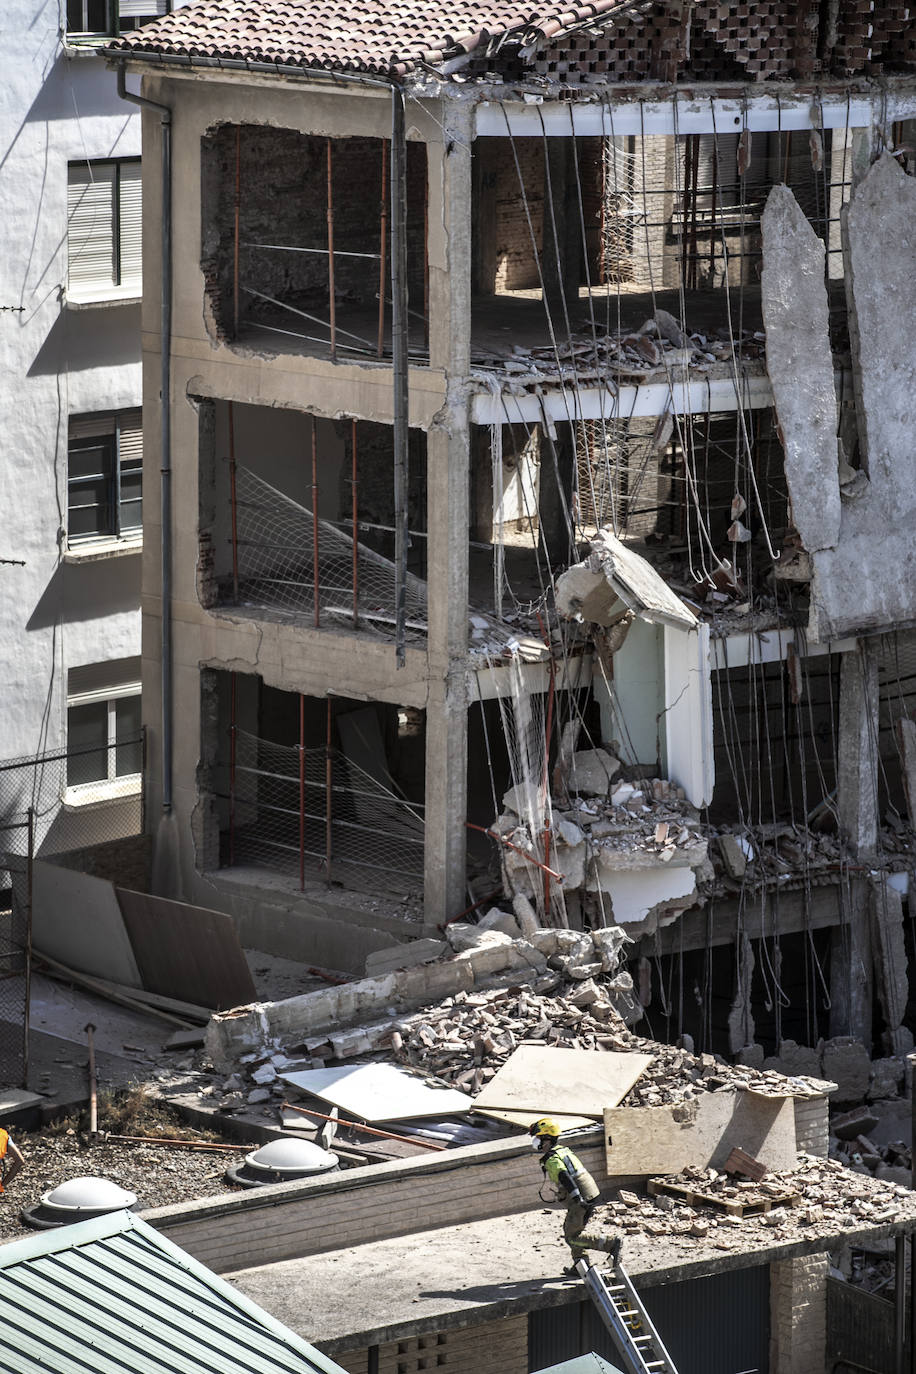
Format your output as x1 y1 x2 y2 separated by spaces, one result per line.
233 125 241 337
311 416 320 628
228 400 239 602
390 90 409 668
282 1101 445 1152
327 138 336 362
242 242 379 260
299 693 306 892
85 1023 98 1134
378 139 388 358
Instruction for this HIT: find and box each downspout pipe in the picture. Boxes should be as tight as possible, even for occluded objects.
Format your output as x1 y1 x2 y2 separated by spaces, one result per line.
116 64 174 813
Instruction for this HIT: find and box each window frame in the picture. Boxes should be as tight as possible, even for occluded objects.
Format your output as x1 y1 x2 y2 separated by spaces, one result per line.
67 156 141 301
65 0 173 40
67 410 143 548
66 684 142 803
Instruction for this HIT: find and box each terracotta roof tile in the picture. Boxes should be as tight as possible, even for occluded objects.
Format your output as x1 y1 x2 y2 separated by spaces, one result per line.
107 0 634 78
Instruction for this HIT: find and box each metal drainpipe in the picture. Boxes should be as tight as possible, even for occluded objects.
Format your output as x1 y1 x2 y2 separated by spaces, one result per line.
116 64 174 812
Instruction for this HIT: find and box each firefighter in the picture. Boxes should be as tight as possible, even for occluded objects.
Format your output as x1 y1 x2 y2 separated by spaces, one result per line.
529 1117 620 1275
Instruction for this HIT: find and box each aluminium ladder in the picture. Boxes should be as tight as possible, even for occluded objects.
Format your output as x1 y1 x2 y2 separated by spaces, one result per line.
575 1259 680 1374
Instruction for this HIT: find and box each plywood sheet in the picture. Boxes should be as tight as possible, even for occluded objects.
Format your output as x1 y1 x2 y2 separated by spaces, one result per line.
281 1063 473 1123
474 1107 596 1132
115 888 256 1011
474 1046 653 1118
603 1090 797 1177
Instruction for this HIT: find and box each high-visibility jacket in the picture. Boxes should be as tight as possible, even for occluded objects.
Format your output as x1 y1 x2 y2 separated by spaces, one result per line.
541 1145 600 1203
0 1128 8 1192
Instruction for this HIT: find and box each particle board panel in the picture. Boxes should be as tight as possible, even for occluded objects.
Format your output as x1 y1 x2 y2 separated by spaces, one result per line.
115 888 256 1010
474 1046 653 1118
473 1107 597 1132
603 1090 797 1177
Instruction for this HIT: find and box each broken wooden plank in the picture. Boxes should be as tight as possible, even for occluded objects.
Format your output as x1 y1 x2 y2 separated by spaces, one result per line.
723 1146 768 1181
648 1177 800 1216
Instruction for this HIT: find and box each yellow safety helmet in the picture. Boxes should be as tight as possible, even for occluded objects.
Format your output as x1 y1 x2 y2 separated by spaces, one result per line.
529 1117 561 1140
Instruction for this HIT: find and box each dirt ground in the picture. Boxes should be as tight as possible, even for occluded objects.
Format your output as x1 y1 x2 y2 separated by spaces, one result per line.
0 1087 249 1241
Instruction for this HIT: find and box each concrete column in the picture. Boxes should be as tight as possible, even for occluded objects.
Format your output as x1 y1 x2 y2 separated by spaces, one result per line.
422 102 473 926
769 1254 828 1374
829 878 872 1048
837 642 879 859
870 876 913 1057
541 139 580 318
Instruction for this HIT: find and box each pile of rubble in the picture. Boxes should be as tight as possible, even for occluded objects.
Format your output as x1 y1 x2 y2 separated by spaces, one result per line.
588 1155 911 1258
472 312 766 390
389 970 830 1107
830 1103 913 1188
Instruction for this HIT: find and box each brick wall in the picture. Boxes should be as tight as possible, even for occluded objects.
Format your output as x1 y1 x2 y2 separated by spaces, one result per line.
201 125 427 342
794 1095 830 1159
333 1314 528 1374
49 834 151 891
769 1253 828 1374
145 1129 609 1275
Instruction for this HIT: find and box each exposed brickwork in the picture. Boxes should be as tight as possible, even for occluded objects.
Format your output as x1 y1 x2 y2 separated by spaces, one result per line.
769 1253 828 1374
793 1095 831 1159
334 1316 528 1374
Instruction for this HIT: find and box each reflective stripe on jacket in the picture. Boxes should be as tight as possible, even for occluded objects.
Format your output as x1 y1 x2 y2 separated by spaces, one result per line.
542 1146 600 1202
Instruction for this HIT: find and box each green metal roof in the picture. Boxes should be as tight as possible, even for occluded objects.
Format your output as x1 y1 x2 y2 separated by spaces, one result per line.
0 1209 348 1374
534 1355 626 1374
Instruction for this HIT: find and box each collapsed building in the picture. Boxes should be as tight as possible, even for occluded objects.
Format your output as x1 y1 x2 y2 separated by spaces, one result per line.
102 1 916 1083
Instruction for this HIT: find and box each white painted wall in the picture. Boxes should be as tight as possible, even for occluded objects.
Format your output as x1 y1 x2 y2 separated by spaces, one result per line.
0 3 141 833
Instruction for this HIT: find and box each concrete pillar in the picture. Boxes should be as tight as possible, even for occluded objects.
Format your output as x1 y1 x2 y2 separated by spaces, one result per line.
870 876 913 1057
837 642 879 859
422 102 473 926
540 139 580 318
829 879 872 1048
769 1254 828 1374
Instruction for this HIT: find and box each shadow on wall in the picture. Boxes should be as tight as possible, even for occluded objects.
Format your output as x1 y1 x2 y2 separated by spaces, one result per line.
24 55 135 125
28 300 142 377
27 550 141 631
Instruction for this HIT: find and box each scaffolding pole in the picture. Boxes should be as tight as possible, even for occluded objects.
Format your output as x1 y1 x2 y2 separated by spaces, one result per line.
391 90 409 668
351 419 359 627
378 140 388 358
325 696 333 885
229 671 237 866
299 693 306 892
233 125 241 338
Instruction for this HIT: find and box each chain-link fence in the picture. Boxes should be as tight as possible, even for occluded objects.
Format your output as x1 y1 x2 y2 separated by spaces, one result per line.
215 726 425 896
228 466 429 642
0 734 144 1088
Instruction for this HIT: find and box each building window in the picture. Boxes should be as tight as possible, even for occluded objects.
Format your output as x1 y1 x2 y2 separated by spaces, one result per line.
67 159 141 298
68 410 142 544
66 660 142 797
66 1 171 37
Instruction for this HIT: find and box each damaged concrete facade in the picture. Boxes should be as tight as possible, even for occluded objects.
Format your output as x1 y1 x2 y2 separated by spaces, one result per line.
111 1 916 1078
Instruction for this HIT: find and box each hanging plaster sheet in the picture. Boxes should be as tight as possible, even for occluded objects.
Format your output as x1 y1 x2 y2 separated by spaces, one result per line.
603 1089 796 1176
473 1046 652 1119
280 1062 474 1122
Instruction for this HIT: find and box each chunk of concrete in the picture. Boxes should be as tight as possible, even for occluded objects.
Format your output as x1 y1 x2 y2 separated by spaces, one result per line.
763 1040 823 1079
822 1037 871 1104
477 908 523 939
512 893 541 938
365 938 448 977
870 876 910 1054
831 1104 879 1141
591 925 631 972
445 924 513 953
716 833 747 881
760 184 841 554
568 748 621 796
868 1057 904 1102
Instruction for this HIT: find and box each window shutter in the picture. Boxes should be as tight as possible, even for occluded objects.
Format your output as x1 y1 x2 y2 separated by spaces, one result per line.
117 409 143 532
119 0 168 14
69 414 116 442
118 163 142 290
68 164 117 293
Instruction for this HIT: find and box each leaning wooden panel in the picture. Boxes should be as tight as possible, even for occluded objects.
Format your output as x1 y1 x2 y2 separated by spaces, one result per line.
474 1045 652 1118
604 1090 796 1176
116 887 257 1010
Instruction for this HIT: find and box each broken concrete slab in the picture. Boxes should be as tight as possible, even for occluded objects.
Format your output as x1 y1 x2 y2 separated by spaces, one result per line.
822 1037 872 1105
867 1058 904 1102
760 184 841 555
280 1062 474 1123
717 834 748 881
587 861 698 932
476 909 523 939
568 748 621 797
869 876 911 1056
831 1104 880 1141
604 1090 797 1176
365 939 448 977
556 530 697 632
763 1041 823 1080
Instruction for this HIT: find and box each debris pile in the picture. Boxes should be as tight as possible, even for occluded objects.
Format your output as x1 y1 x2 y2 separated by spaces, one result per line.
389 980 830 1106
830 1103 913 1187
472 314 767 391
587 1155 910 1258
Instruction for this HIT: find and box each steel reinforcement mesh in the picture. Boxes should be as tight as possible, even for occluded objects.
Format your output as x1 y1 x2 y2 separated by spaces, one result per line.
223 728 425 895
233 466 429 641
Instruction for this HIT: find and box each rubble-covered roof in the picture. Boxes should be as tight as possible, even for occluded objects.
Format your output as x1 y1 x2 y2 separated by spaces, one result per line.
106 0 637 79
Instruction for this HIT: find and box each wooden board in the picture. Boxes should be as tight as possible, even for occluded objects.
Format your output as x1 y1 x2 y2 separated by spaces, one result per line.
473 1107 597 1132
474 1046 652 1118
647 1177 801 1216
115 888 257 1011
603 1090 797 1177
